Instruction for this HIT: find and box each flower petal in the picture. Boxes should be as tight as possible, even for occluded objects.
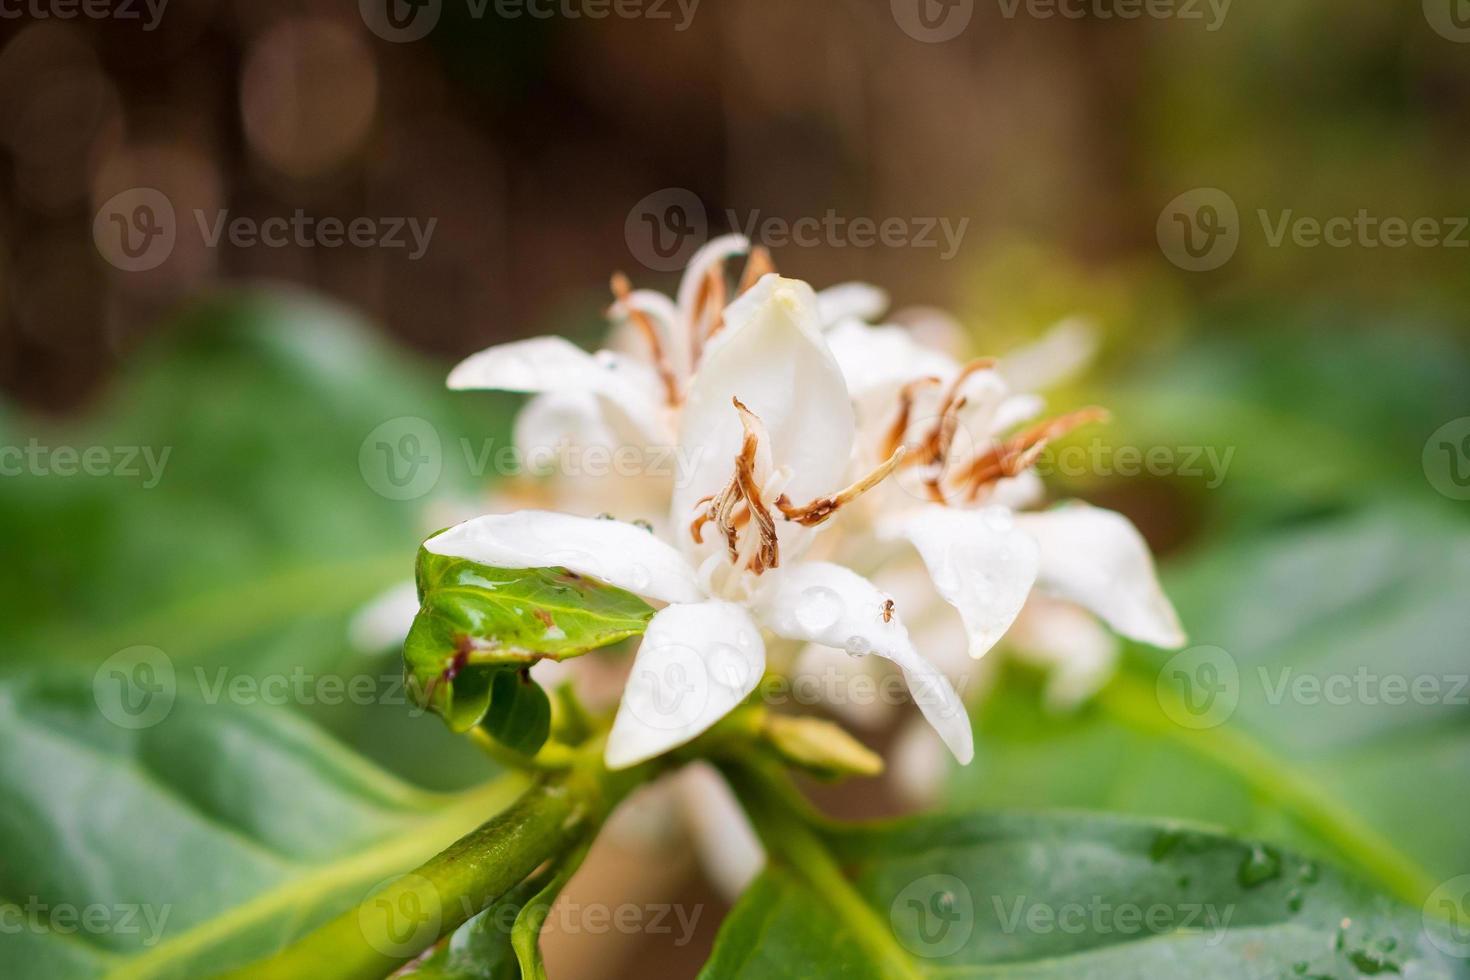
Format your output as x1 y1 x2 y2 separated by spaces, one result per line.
675 762 765 898
423 510 702 605
1007 594 1120 710
824 320 958 400
754 561 973 764
883 505 1040 660
815 282 889 326
605 600 765 769
673 275 856 531
447 336 669 444
1016 502 1186 649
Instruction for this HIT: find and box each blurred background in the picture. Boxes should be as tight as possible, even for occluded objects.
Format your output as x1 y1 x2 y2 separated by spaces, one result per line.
1 1 1468 978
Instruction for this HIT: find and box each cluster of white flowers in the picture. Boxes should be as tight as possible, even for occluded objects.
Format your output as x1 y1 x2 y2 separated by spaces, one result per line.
422 234 1185 771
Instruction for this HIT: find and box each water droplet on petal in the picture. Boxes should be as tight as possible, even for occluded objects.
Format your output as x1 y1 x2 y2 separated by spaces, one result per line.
795 586 843 633
844 635 872 657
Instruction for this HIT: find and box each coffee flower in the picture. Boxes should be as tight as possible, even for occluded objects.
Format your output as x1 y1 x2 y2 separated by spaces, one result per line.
424 276 973 769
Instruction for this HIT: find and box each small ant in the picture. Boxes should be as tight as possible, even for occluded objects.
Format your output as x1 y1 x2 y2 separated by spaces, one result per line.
881 598 895 623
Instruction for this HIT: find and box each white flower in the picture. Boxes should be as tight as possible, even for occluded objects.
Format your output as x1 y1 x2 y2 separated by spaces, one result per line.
445 235 888 476
425 276 973 770
826 317 1186 686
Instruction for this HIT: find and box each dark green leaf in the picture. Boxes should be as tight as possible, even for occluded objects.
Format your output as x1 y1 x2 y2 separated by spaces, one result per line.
0 670 524 979
701 810 1469 978
406 546 654 730
482 671 552 757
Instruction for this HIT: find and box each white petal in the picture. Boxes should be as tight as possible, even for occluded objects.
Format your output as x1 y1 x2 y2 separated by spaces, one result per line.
1007 594 1120 710
883 505 1040 660
674 234 751 373
348 580 421 653
673 275 856 530
755 561 973 764
675 762 765 898
815 282 889 326
447 336 669 444
999 316 1100 392
605 600 765 769
824 320 958 400
513 391 619 462
423 510 702 605
1016 503 1186 649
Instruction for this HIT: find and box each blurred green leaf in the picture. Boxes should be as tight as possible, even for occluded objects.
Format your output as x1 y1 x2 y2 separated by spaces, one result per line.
953 505 1470 901
0 671 522 979
701 810 1464 978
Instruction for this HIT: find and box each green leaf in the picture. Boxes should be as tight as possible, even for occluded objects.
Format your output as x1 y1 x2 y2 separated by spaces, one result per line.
482 671 552 757
406 546 655 730
952 506 1470 902
0 671 523 979
700 809 1468 978
399 874 549 980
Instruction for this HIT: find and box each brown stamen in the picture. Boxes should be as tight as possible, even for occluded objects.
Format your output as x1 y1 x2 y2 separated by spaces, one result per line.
776 446 907 527
690 397 782 574
738 245 775 294
880 376 941 461
917 358 995 466
690 262 728 362
611 272 682 407
960 406 1110 499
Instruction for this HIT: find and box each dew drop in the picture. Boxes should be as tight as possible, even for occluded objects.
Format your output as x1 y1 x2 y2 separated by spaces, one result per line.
1236 845 1283 888
629 563 651 591
794 586 843 633
844 635 872 657
981 506 1014 533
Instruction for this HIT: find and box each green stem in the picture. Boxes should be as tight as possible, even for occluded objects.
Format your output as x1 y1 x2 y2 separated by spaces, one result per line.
232 739 651 980
1101 670 1437 904
721 760 923 980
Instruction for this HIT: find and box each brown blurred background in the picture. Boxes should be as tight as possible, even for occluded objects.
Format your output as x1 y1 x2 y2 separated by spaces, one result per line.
4 0 1468 415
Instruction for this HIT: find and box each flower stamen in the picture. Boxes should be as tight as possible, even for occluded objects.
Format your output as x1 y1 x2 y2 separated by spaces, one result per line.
690 397 781 574
960 405 1110 499
610 272 683 407
776 445 907 527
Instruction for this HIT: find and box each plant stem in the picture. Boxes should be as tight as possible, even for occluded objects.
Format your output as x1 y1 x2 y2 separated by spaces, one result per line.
721 760 924 980
232 738 650 980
